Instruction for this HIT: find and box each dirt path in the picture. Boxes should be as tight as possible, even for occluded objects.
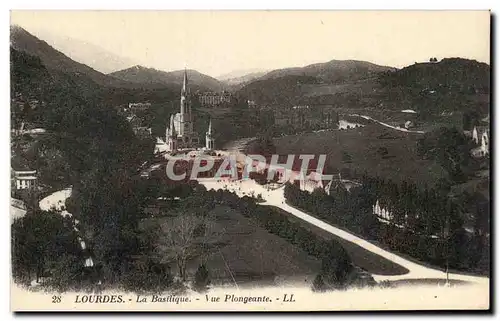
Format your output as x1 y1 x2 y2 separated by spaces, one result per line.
350 114 425 134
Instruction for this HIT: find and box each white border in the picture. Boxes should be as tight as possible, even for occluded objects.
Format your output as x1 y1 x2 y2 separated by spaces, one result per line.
2 1 498 320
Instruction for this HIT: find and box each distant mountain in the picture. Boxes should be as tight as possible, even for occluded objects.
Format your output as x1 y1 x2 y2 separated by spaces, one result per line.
237 58 490 116
259 59 395 83
30 29 138 74
109 66 225 92
236 59 394 105
217 69 269 86
10 25 137 88
217 68 268 81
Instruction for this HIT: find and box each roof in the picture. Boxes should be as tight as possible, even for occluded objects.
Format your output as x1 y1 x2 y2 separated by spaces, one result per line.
16 176 37 180
13 170 36 174
265 155 323 174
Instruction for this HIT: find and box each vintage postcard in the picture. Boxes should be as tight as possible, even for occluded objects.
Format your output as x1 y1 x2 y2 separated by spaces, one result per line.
9 10 490 312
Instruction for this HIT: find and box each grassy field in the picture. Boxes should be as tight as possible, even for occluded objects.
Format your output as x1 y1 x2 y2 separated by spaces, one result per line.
140 205 321 288
273 123 447 187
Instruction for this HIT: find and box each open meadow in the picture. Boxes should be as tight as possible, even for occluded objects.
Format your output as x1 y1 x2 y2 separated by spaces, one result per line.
140 205 321 288
274 123 447 187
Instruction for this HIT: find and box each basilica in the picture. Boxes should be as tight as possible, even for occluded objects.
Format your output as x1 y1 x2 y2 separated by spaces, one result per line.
163 70 215 152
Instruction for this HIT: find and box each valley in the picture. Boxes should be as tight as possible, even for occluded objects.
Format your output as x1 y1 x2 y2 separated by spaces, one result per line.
9 21 490 300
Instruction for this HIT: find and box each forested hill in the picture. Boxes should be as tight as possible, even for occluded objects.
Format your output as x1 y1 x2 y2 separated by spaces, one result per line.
379 58 490 92
109 66 225 92
11 47 149 173
236 75 320 106
236 59 394 105
10 25 144 89
236 58 490 117
11 31 159 293
259 59 395 83
376 58 490 115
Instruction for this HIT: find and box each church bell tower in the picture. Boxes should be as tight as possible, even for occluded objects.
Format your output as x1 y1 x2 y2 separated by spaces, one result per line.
205 119 214 150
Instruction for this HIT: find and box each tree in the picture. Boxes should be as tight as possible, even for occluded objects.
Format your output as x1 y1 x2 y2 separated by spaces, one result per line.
156 212 220 282
318 241 353 289
246 133 277 158
417 127 472 182
193 264 211 292
312 274 327 292
462 110 480 131
36 145 72 188
123 258 173 293
11 210 82 287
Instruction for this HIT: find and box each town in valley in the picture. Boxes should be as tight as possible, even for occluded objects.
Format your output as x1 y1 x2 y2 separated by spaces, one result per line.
9 11 491 311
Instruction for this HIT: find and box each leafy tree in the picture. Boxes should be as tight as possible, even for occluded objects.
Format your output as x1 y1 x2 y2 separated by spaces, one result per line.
11 210 83 286
417 127 472 182
156 212 219 281
462 110 481 131
246 132 277 158
122 259 173 293
193 264 211 292
312 274 326 292
319 241 353 289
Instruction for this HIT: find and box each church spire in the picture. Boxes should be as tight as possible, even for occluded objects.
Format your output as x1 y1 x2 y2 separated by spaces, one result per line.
182 68 188 95
180 68 189 116
205 118 214 150
169 114 176 137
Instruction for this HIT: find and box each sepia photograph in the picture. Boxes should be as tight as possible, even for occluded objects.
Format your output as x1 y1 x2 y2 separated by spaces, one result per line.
8 10 491 312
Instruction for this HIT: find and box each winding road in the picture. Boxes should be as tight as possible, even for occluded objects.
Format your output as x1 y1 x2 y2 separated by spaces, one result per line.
349 114 425 134
198 177 488 286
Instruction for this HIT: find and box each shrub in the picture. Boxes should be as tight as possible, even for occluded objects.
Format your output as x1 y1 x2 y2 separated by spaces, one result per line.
312 274 327 292
193 264 210 292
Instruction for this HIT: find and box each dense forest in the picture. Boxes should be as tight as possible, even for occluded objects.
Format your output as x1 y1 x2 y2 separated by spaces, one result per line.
284 172 490 275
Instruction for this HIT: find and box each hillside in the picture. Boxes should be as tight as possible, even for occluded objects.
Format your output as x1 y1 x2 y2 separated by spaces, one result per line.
109 66 225 92
259 59 395 83
10 47 101 103
10 25 137 89
217 69 269 90
237 58 490 117
376 58 490 115
217 68 268 81
31 29 138 74
236 59 395 106
237 75 320 105
379 58 490 91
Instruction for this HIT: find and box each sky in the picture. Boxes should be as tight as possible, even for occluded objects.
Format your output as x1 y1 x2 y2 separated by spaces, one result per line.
10 10 491 77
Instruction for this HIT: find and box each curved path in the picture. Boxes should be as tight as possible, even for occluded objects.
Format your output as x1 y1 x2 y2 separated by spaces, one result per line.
198 178 488 285
39 188 94 268
350 114 425 134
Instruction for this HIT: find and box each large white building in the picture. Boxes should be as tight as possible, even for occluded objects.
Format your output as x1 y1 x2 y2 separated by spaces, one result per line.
164 70 214 152
470 126 490 158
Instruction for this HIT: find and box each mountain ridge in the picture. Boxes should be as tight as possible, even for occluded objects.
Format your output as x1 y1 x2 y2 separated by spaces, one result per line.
109 65 225 92
26 28 139 74
236 57 490 115
258 59 397 83
10 25 139 89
